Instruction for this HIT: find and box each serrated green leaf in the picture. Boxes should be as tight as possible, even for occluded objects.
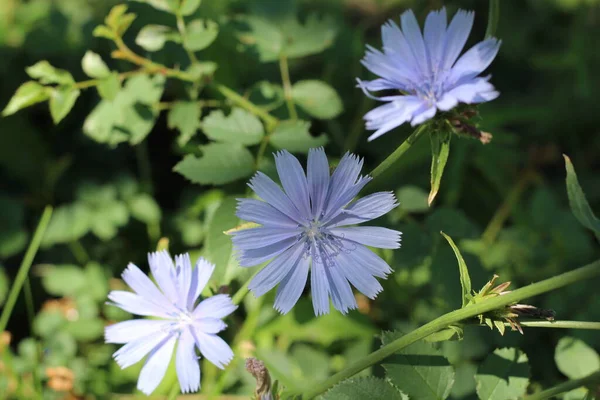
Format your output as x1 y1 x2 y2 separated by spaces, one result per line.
180 0 201 16
292 80 342 120
382 330 455 400
270 120 328 153
202 107 264 145
135 24 173 52
167 101 201 146
42 203 92 247
322 377 407 400
440 232 471 308
128 193 161 224
564 155 600 241
185 19 218 51
81 51 110 78
174 143 254 185
205 197 242 285
49 87 80 124
475 348 530 400
97 72 121 101
396 186 429 213
26 61 74 85
2 81 50 116
555 337 600 379
237 16 284 62
429 130 451 206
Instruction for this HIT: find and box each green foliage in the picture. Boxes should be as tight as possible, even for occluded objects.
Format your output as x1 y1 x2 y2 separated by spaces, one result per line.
167 101 202 145
184 19 219 51
0 266 8 307
475 348 530 400
270 120 328 153
554 337 600 379
135 25 176 52
2 81 50 116
381 331 455 400
429 129 451 205
291 80 343 120
564 155 600 241
440 232 472 308
202 107 264 145
322 377 407 400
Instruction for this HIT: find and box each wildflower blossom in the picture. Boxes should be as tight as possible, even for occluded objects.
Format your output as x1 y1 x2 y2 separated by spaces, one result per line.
105 251 237 395
232 148 401 316
358 8 501 141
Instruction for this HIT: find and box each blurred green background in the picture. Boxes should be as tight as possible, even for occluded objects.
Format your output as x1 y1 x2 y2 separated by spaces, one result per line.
0 0 599 398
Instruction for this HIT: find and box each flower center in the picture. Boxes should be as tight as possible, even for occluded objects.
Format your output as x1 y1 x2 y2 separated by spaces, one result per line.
171 310 194 333
304 220 323 240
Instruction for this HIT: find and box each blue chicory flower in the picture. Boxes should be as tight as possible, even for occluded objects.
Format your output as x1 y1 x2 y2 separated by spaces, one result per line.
105 251 237 395
358 8 501 141
231 148 401 316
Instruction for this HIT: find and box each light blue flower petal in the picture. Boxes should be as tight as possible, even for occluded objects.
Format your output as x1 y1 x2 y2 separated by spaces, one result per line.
274 252 310 314
194 318 227 334
275 151 312 218
330 227 401 249
381 22 420 83
137 334 177 395
192 330 234 369
175 254 192 309
193 294 237 320
237 237 297 267
307 148 330 217
113 330 171 369
176 328 200 393
248 243 305 297
424 8 447 71
364 96 426 141
329 192 398 227
400 10 428 74
440 10 474 71
310 258 331 316
334 249 383 299
231 227 300 250
410 105 437 126
449 38 501 85
148 251 179 304
188 257 215 308
446 77 499 104
108 290 172 318
248 172 305 224
121 263 177 314
236 198 298 228
351 243 393 278
324 153 363 218
105 319 169 344
362 44 414 89
325 176 372 222
324 258 357 314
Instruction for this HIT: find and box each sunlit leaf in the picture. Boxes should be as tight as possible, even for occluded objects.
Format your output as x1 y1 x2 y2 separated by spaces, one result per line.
2 81 50 116
180 0 202 16
475 348 530 400
202 107 264 145
270 120 328 153
97 72 121 101
26 61 74 85
49 87 80 124
136 25 175 52
174 143 255 185
322 377 407 400
555 337 600 380
185 19 218 51
292 80 343 120
81 51 110 78
167 101 201 146
127 193 161 224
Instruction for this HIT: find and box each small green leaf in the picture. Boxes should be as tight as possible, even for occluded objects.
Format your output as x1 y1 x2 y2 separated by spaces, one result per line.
186 62 217 80
382 330 455 400
205 197 242 285
117 13 137 36
202 107 264 145
26 60 75 85
128 193 162 224
97 72 121 101
174 143 255 185
291 80 343 120
564 155 600 241
105 4 128 28
322 377 407 400
2 81 50 116
135 25 173 52
237 16 284 62
65 318 105 341
167 101 201 146
42 203 92 247
440 232 471 308
475 348 530 400
283 14 338 59
396 186 429 213
185 19 218 51
41 265 88 297
429 129 451 205
131 0 177 13
92 25 115 40
180 0 201 16
270 120 328 153
555 337 600 380
49 87 80 124
81 51 110 78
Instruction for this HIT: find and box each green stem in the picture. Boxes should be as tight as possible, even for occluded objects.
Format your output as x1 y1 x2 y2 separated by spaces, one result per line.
0 206 53 332
176 12 199 65
215 84 279 130
166 381 180 400
231 270 259 306
474 320 600 330
68 240 89 264
279 54 297 120
485 0 500 39
298 260 600 399
524 370 600 400
369 124 428 180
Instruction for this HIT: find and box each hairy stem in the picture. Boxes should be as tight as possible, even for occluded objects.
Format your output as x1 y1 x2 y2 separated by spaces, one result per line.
370 124 428 180
0 206 53 332
297 260 600 399
524 370 600 400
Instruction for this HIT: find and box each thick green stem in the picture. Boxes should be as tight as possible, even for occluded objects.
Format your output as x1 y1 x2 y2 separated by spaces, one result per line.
524 370 600 400
215 84 278 130
485 0 500 39
298 260 600 399
369 124 428 180
0 206 53 332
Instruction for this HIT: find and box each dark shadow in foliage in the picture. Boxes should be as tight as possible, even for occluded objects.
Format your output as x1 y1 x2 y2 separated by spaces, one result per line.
478 350 528 384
